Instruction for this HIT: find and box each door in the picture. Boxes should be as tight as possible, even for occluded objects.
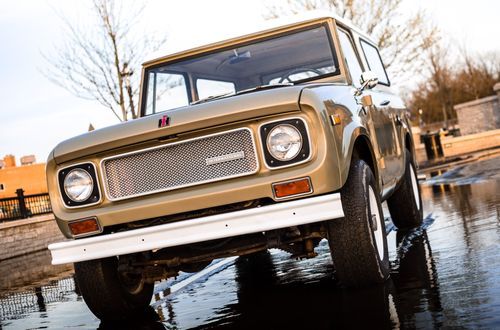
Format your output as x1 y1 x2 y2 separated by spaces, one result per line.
358 38 403 187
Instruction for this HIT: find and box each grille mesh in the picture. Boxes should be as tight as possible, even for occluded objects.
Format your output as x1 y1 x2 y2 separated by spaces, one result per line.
102 129 258 200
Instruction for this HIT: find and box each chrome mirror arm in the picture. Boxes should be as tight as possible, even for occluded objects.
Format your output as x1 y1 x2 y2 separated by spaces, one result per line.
354 71 379 96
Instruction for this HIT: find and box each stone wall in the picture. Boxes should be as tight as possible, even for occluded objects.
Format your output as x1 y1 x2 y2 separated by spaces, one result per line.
454 83 500 135
0 214 65 260
441 129 500 158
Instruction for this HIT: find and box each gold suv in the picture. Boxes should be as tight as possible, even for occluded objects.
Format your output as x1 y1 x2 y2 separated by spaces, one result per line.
47 13 423 321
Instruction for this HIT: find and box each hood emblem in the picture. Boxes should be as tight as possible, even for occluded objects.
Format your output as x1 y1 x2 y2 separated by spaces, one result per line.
158 115 171 128
206 151 245 166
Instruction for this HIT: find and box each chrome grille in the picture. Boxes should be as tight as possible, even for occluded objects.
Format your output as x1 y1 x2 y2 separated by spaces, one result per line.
102 128 258 201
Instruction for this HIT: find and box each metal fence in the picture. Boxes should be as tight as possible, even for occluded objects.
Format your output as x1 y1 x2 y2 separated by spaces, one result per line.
0 189 52 222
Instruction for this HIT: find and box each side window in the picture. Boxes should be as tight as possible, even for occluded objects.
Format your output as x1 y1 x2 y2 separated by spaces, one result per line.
360 40 390 85
0 183 4 191
196 79 235 100
145 72 189 115
338 30 364 87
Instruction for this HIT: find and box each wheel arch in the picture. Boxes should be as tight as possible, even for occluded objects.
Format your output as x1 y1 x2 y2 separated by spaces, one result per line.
404 130 418 168
343 127 380 191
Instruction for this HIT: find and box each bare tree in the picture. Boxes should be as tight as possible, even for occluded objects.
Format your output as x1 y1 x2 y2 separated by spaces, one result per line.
408 45 499 125
43 0 164 122
266 0 439 84
460 48 500 100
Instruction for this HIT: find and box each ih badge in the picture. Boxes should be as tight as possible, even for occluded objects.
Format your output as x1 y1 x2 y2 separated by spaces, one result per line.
158 115 171 128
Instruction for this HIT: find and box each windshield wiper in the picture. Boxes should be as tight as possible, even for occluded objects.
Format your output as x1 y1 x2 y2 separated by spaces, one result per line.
190 91 235 105
190 83 293 105
234 82 294 96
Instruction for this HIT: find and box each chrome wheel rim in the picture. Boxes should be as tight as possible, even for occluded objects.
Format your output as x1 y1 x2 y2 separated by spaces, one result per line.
369 186 384 261
410 165 420 210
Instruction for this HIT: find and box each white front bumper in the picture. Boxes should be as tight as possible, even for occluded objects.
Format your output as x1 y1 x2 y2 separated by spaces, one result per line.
49 193 343 265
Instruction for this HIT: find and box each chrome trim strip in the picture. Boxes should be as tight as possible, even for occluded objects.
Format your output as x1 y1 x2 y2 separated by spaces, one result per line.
100 128 260 202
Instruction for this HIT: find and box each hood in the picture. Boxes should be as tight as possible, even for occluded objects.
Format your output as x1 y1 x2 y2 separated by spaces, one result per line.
52 85 305 164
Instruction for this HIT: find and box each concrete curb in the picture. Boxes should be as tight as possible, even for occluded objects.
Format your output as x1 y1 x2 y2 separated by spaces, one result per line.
0 214 55 230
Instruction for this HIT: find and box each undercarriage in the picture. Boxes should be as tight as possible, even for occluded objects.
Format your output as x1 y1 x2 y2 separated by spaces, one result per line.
118 223 329 284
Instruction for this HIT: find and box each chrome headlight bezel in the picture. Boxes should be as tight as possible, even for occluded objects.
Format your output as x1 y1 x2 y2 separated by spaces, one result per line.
260 118 311 169
58 163 101 208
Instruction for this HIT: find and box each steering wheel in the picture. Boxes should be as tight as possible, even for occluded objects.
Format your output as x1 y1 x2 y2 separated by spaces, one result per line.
278 68 324 84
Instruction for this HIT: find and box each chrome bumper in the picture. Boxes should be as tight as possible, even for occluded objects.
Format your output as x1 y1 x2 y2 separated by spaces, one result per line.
49 193 343 265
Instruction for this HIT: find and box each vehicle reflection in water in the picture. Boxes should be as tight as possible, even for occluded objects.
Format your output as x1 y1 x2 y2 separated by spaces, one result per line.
156 229 442 330
391 231 442 328
1 158 499 329
97 307 166 330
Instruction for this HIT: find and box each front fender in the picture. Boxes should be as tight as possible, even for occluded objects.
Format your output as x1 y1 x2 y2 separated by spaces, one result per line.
299 85 379 190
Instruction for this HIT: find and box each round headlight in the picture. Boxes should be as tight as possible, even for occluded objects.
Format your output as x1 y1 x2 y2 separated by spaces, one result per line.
63 169 94 202
266 124 303 161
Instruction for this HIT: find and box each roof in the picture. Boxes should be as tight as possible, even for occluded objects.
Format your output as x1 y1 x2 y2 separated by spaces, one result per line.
143 10 376 65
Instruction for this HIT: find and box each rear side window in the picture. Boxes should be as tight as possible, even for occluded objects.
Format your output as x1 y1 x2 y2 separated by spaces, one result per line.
360 40 390 85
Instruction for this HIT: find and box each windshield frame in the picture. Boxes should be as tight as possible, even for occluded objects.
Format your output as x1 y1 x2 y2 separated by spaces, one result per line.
140 19 342 117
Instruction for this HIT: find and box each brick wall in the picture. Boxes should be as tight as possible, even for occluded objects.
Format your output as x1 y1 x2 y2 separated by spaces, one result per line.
0 214 65 260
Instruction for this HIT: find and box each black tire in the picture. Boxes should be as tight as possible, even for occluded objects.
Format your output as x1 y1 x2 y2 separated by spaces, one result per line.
328 158 390 287
74 257 154 321
387 150 423 229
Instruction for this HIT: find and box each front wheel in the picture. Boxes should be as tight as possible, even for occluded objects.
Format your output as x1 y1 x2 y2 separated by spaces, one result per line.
74 257 154 321
387 150 423 229
328 158 390 287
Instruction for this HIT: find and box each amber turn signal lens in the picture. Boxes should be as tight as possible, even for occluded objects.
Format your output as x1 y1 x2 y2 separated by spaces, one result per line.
68 217 100 236
330 114 341 126
273 177 312 199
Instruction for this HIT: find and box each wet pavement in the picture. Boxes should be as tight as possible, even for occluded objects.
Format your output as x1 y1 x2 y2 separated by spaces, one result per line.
1 156 499 329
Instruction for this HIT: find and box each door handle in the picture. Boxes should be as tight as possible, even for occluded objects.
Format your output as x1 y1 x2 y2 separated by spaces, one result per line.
380 100 391 106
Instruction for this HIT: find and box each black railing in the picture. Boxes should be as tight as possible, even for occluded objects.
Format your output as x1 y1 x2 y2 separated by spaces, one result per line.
0 189 52 222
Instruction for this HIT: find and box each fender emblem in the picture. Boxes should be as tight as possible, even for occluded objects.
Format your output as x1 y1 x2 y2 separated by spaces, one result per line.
158 115 171 128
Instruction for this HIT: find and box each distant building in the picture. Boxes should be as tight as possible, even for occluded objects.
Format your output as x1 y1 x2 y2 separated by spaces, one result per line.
20 155 36 166
3 155 16 168
0 155 47 198
454 83 500 135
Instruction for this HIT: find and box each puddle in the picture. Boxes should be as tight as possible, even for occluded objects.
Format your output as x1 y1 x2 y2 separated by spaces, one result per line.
424 156 500 185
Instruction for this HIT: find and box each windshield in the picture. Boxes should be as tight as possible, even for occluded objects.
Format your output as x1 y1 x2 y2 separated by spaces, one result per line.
142 25 339 116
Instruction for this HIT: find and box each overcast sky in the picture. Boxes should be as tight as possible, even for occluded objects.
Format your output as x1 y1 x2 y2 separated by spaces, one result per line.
0 0 499 163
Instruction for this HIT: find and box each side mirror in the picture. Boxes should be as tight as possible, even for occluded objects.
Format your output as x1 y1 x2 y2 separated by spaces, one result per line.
360 71 378 89
355 71 378 96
